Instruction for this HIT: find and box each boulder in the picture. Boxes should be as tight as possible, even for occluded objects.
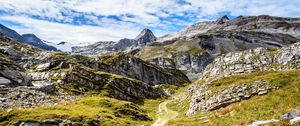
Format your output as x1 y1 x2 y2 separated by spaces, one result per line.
0 76 11 85
281 108 300 121
35 62 51 71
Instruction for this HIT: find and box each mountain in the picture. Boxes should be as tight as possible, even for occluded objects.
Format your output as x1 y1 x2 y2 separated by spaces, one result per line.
0 24 24 41
136 15 300 79
135 28 157 45
156 15 300 42
0 34 189 125
0 24 57 51
22 34 57 51
72 29 157 55
2 14 300 126
215 15 230 24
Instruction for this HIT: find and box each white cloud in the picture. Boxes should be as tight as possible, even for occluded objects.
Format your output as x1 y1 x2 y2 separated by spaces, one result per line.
0 15 141 44
186 0 300 17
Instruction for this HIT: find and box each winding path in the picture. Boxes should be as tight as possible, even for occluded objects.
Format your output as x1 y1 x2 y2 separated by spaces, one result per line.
151 100 178 126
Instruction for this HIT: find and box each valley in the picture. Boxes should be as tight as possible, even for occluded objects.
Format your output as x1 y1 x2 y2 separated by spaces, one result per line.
0 14 300 126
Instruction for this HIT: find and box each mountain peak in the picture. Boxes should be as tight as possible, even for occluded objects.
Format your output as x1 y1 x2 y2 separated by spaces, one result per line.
216 15 229 24
22 33 57 51
135 29 156 45
22 34 41 43
0 23 24 41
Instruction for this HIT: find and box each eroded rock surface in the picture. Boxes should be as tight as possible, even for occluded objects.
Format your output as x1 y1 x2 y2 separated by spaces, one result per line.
0 34 189 110
200 42 300 81
188 42 300 115
187 81 278 115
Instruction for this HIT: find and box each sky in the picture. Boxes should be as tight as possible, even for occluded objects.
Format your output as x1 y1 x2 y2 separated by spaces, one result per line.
0 0 299 44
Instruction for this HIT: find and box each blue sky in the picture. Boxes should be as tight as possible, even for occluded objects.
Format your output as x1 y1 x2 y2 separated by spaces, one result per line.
0 0 299 44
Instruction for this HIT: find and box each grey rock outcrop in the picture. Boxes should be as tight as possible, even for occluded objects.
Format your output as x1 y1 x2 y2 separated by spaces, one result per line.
98 53 190 86
200 42 300 81
147 52 214 79
187 81 278 115
28 62 166 101
281 108 300 121
248 107 300 125
187 42 300 115
0 56 31 87
0 86 75 110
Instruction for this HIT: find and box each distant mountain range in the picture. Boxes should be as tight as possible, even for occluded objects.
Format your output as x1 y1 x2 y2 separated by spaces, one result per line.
72 28 157 55
0 24 57 51
157 15 300 42
0 24 158 53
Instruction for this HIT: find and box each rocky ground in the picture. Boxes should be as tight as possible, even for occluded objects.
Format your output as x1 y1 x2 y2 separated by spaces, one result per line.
0 34 189 125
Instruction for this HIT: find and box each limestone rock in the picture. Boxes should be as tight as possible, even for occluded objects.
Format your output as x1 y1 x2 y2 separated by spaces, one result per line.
187 81 278 115
187 42 300 115
200 42 300 81
281 108 300 121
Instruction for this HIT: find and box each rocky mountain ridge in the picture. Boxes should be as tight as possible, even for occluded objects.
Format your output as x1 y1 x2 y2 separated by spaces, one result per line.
0 34 189 110
157 15 300 42
72 29 156 55
136 15 300 79
0 24 57 51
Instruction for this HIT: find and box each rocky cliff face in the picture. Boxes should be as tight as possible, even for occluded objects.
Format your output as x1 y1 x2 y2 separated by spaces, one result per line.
137 15 300 79
98 53 189 86
187 42 300 115
72 29 157 55
0 57 30 88
199 42 300 81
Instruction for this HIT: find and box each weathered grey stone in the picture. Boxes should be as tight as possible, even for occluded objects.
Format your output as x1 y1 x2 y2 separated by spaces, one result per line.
187 42 300 115
258 90 268 96
187 81 278 115
0 76 11 85
200 43 300 81
19 122 42 126
281 108 300 121
35 62 51 71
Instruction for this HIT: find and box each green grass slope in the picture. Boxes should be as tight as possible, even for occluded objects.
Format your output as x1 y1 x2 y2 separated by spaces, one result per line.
168 69 300 125
0 97 153 126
